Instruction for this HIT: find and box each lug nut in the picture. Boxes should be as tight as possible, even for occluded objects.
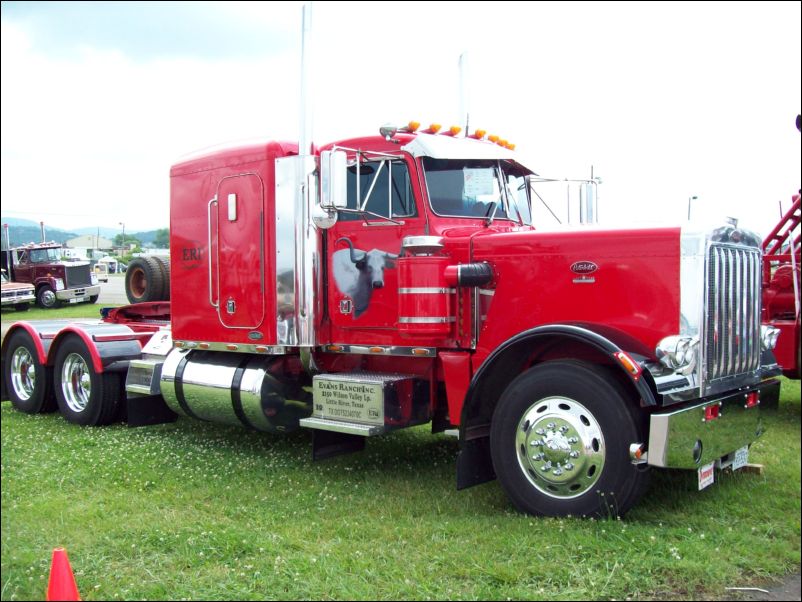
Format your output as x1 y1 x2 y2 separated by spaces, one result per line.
569 451 580 459
546 422 556 429
553 468 563 476
564 463 574 471
560 425 570 433
535 428 545 436
568 437 579 444
541 461 553 471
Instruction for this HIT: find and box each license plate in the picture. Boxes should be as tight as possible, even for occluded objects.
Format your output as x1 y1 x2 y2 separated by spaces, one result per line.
69 296 88 304
733 445 749 471
698 461 715 490
313 379 384 425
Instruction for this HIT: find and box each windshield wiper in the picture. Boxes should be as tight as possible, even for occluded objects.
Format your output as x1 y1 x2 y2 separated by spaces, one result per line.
484 201 499 226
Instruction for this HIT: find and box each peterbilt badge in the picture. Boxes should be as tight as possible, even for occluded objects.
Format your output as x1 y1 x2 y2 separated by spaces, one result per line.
570 261 598 274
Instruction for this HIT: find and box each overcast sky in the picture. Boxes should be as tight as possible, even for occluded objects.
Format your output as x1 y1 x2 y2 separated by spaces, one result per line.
1 1 800 235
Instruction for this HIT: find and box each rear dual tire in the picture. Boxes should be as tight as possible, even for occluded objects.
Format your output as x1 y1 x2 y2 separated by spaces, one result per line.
53 337 122 426
4 330 122 426
4 331 56 414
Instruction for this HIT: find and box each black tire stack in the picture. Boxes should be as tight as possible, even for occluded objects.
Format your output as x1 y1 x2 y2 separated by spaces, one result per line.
124 256 171 304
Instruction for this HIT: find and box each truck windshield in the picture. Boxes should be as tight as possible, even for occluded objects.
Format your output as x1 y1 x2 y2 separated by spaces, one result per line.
422 158 531 225
28 248 61 263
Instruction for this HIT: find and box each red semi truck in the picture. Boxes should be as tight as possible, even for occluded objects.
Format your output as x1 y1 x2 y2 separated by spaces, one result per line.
1 121 784 517
760 116 801 379
762 194 801 379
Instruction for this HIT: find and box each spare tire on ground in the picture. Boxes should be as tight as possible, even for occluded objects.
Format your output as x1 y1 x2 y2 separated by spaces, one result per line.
125 256 166 304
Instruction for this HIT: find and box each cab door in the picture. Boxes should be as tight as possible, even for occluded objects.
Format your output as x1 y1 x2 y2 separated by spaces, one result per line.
12 250 33 283
212 173 266 329
327 155 423 332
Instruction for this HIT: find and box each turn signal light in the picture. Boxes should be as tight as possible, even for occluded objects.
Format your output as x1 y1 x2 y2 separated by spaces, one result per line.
614 351 642 379
745 391 759 408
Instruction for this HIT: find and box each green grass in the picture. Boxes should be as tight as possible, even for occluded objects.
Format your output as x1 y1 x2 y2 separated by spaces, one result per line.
1 302 119 323
1 379 799 601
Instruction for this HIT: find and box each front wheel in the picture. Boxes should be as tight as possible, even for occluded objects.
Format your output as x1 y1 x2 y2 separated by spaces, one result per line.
490 360 649 517
37 285 60 309
53 337 122 426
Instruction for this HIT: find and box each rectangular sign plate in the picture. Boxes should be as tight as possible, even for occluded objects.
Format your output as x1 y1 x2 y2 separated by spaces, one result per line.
698 461 715 491
733 445 749 471
313 378 384 425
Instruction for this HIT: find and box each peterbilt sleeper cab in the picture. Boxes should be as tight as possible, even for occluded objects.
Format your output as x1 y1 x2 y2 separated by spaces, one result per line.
2 123 781 517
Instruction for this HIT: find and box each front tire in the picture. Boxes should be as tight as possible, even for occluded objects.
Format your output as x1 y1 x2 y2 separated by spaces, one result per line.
490 360 649 517
4 330 56 413
53 337 122 426
37 285 60 309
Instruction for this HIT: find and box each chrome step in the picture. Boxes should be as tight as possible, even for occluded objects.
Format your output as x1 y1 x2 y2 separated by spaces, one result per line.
125 358 164 396
299 416 385 436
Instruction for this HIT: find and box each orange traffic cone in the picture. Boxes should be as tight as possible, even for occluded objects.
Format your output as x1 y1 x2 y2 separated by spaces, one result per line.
46 547 81 601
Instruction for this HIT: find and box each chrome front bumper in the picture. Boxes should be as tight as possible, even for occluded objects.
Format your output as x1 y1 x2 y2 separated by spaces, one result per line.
647 381 777 469
56 285 101 301
1 292 36 306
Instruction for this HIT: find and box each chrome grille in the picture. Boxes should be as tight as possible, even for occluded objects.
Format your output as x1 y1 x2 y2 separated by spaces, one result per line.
706 245 762 380
66 264 92 287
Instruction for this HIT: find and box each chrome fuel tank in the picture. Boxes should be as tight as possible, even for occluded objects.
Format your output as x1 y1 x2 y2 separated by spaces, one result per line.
160 348 311 433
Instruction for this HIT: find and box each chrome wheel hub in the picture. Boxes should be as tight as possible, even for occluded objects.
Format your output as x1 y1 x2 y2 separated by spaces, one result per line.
41 289 56 307
10 347 36 400
515 396 605 499
61 353 91 412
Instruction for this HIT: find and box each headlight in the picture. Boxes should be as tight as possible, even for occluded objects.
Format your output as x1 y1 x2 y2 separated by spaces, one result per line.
656 335 699 374
53 278 65 291
761 325 781 351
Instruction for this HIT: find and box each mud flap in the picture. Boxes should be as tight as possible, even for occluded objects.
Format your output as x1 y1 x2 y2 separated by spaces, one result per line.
456 436 496 490
126 395 178 427
312 429 366 461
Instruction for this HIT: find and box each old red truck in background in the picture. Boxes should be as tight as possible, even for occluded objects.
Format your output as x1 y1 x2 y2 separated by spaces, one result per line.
1 241 100 308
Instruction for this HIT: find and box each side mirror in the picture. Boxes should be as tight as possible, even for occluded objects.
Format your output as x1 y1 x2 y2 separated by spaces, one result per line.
320 150 347 210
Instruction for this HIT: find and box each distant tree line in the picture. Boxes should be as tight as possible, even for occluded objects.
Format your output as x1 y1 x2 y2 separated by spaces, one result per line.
1 227 169 251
